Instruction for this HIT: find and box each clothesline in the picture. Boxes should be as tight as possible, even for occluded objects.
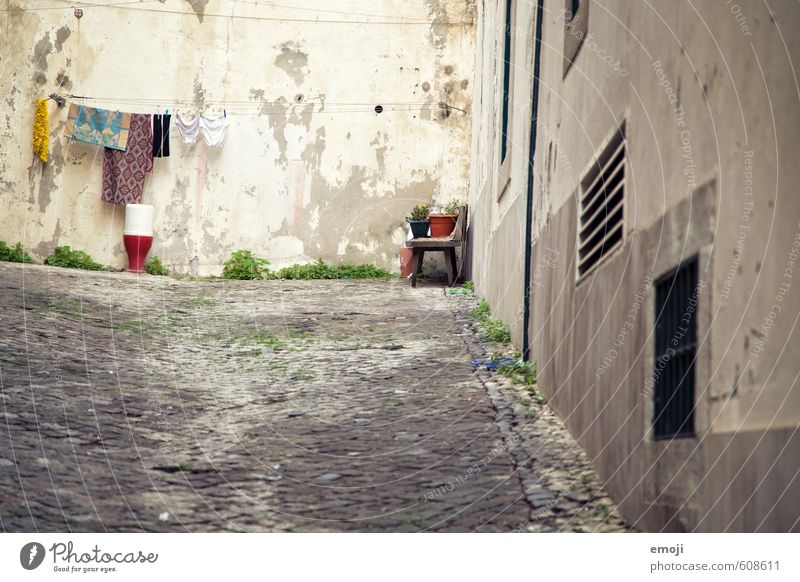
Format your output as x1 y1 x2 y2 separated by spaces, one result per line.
67 95 437 116
33 98 455 224
45 0 451 24
70 95 431 105
7 0 472 25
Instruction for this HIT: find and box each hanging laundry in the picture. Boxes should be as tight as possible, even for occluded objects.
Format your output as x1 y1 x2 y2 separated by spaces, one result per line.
65 103 131 150
174 114 200 144
200 115 228 148
32 98 49 163
174 113 228 147
101 113 154 205
152 113 171 158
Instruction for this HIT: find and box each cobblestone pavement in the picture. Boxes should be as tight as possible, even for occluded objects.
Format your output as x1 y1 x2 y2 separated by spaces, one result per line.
0 262 627 532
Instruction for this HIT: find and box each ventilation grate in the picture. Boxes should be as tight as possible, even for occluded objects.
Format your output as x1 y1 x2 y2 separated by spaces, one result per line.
653 257 698 440
577 124 626 278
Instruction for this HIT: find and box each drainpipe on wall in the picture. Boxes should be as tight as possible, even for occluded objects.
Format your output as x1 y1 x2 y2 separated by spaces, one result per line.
522 0 545 362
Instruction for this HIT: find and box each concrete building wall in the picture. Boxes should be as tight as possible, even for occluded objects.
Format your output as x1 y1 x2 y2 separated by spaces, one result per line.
470 0 800 531
1 0 476 275
467 0 537 344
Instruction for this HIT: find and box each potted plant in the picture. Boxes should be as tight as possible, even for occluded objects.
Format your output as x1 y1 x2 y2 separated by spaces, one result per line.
429 200 461 238
406 204 430 238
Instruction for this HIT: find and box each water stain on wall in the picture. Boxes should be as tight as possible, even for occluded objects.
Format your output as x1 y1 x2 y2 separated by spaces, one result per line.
184 0 210 23
275 42 309 86
54 26 71 52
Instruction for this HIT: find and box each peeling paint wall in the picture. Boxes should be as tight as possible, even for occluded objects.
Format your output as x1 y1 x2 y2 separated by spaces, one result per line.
0 0 475 274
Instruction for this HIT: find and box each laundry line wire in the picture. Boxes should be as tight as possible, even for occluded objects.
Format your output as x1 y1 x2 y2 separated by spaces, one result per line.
44 0 448 22
205 0 440 23
69 95 432 106
66 95 437 115
1 0 161 12
14 0 472 25
67 107 431 116
226 108 431 116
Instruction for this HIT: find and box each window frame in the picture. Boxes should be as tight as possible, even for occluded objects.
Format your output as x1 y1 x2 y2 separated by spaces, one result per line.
497 0 516 200
652 256 700 440
563 0 589 78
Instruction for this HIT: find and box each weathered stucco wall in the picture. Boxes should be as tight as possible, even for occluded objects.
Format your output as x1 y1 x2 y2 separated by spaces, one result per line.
470 0 800 531
1 0 475 274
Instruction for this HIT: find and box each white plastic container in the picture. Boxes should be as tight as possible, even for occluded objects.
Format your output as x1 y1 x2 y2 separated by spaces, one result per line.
124 204 154 236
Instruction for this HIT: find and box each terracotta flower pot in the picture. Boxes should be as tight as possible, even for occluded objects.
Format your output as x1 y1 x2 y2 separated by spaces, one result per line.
429 214 457 237
399 246 414 277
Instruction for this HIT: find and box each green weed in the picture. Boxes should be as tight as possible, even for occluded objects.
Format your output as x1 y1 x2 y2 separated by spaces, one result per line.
472 298 491 319
0 241 35 264
113 319 150 333
222 250 270 280
271 259 393 280
238 331 285 351
185 297 217 308
145 255 170 276
597 503 612 523
471 299 511 344
44 246 106 271
499 360 537 388
46 297 82 315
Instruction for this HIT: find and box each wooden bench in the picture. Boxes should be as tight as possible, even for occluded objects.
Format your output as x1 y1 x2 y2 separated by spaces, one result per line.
407 205 468 287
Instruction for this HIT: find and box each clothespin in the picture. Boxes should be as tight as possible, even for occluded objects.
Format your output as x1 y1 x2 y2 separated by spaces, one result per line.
47 93 66 108
223 109 227 118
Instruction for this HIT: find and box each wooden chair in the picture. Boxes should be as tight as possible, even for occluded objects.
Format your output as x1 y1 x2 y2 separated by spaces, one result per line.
407 205 468 287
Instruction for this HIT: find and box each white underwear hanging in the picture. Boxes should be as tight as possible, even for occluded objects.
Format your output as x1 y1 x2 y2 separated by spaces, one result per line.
200 115 228 148
174 114 228 147
174 114 201 144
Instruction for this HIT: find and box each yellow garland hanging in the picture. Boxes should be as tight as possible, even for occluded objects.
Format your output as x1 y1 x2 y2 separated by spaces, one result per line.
33 98 49 163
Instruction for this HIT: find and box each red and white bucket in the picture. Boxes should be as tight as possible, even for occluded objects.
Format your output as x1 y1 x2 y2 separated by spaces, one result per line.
123 204 154 273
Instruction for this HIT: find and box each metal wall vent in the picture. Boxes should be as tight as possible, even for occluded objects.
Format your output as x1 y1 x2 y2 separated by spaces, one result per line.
577 123 626 278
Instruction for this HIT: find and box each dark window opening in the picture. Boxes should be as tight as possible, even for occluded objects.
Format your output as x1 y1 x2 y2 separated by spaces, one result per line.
501 0 513 163
563 0 588 76
653 257 699 440
569 0 580 21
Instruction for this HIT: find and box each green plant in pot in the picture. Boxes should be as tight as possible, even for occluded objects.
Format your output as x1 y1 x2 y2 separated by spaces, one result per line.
406 204 430 238
429 199 461 238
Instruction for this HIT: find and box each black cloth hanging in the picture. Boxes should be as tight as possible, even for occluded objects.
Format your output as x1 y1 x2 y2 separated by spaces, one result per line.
152 113 171 157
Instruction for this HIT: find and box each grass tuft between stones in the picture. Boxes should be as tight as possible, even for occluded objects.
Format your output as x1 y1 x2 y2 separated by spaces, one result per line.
471 298 511 344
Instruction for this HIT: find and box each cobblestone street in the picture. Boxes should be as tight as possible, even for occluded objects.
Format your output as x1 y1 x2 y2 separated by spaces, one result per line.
0 263 626 532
